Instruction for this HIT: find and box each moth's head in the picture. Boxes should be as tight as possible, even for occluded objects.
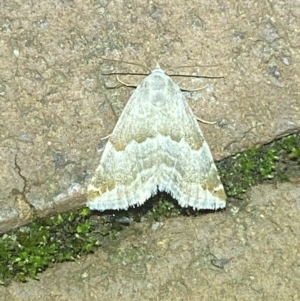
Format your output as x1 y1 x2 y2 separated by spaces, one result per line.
151 64 166 76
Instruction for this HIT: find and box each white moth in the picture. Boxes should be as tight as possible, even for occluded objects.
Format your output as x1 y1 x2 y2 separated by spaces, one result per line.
87 66 226 211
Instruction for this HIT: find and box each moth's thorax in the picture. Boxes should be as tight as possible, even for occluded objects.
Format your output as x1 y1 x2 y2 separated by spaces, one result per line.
140 68 180 107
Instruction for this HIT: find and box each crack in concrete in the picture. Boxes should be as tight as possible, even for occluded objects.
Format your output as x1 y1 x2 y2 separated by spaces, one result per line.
13 154 36 220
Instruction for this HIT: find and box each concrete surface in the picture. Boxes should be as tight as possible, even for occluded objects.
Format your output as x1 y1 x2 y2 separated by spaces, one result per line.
1 181 300 300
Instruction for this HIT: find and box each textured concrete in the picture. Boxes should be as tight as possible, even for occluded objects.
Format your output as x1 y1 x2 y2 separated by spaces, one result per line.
1 181 300 300
0 0 300 233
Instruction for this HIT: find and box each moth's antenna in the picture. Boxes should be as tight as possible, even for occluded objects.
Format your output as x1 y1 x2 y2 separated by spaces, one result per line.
116 75 138 88
166 64 225 79
100 57 151 74
167 63 221 71
100 57 151 88
169 74 224 79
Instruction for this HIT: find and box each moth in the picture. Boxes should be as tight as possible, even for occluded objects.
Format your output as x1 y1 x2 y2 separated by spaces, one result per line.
87 66 226 211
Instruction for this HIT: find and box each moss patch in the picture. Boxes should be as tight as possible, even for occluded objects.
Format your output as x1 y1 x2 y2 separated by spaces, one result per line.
0 208 100 285
218 133 300 198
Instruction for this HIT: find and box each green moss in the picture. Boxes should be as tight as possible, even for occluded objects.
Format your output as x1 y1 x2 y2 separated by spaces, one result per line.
1 133 299 285
151 199 182 220
0 208 99 285
218 133 300 197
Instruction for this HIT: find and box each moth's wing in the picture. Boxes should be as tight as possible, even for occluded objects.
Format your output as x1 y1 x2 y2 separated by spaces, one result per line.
144 74 226 210
157 98 226 210
87 69 226 211
87 73 164 211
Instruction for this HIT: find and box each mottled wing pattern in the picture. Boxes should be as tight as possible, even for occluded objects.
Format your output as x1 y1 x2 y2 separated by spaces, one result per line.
87 68 226 211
